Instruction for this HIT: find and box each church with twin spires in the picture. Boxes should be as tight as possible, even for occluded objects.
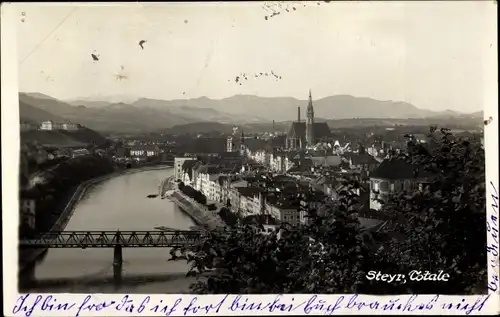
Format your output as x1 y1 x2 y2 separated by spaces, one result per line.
286 90 331 149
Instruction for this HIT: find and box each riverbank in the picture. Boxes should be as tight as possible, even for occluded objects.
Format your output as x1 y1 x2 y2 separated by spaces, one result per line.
55 164 173 231
162 180 225 230
159 175 174 196
19 165 173 270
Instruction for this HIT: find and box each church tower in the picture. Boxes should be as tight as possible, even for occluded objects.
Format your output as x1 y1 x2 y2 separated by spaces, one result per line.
306 89 315 146
239 128 246 157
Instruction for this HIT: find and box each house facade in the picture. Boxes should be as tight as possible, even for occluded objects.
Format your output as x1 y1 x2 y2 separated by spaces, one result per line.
20 190 37 231
369 158 431 210
174 157 197 181
130 146 160 157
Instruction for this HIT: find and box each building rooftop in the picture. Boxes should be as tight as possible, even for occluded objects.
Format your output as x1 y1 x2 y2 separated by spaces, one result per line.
310 155 342 167
287 122 331 140
350 153 379 166
237 186 265 198
370 158 430 180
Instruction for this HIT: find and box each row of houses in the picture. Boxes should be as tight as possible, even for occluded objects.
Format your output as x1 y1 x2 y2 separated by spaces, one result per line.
247 144 433 213
115 146 162 158
247 146 380 176
175 156 313 226
21 121 80 132
21 143 92 165
174 139 434 226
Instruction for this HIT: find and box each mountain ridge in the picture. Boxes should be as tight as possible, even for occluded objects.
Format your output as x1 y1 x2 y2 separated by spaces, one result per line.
20 92 483 133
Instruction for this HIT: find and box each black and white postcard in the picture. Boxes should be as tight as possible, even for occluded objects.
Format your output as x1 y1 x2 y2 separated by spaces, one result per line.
2 1 498 316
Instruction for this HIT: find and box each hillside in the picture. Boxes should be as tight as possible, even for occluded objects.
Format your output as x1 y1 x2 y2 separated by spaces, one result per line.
132 97 266 123
19 100 65 123
159 116 483 135
202 94 466 121
20 92 482 133
163 122 235 135
21 131 87 148
109 94 482 122
21 127 108 148
20 93 257 133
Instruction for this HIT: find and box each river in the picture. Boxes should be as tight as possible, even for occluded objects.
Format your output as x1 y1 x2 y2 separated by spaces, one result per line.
28 168 200 293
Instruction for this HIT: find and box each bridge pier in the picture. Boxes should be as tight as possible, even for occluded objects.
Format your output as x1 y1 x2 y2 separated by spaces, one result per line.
113 238 123 285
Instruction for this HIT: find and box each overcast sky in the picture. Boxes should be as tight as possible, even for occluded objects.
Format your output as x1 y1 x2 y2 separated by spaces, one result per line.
15 1 495 113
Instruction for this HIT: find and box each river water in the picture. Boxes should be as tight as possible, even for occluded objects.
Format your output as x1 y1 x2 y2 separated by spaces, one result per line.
30 168 200 293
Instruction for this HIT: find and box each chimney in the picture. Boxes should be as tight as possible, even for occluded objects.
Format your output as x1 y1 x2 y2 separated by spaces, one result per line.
297 106 301 122
272 120 275 130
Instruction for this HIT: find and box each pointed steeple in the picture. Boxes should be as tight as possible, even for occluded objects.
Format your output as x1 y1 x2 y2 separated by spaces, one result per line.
306 89 315 145
307 89 314 114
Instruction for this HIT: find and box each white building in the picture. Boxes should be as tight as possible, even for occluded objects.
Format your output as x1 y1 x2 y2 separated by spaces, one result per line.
61 122 79 131
40 120 79 131
174 157 197 181
130 146 160 157
40 121 53 130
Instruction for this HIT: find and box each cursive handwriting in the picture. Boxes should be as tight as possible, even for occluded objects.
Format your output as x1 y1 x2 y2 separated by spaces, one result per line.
11 293 492 316
487 181 500 293
12 294 76 317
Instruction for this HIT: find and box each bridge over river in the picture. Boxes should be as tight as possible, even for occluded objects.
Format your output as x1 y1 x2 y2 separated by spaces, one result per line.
20 230 204 248
21 168 201 293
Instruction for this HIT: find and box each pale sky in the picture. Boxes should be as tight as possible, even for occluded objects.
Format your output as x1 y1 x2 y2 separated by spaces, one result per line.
15 1 496 113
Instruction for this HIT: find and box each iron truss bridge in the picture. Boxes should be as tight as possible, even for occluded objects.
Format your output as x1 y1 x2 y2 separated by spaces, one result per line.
19 230 205 248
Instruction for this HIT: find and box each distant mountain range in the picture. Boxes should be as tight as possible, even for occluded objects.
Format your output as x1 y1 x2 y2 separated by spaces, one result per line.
19 92 483 133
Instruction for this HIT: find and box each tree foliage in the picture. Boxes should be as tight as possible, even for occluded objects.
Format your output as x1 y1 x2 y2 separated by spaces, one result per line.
170 127 486 294
218 207 238 227
180 185 207 205
22 155 115 234
380 127 486 294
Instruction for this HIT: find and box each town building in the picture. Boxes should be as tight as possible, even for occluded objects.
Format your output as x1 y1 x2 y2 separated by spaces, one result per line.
226 128 248 157
130 146 160 157
40 121 54 130
369 158 431 210
343 146 380 176
40 120 79 131
20 191 37 230
115 147 131 158
286 90 331 149
174 156 197 181
19 169 37 231
180 159 200 186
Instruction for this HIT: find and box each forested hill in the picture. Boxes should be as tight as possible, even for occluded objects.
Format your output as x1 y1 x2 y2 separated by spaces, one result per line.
21 127 109 148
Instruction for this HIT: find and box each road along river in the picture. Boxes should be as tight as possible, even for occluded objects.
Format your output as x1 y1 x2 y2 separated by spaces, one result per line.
26 168 200 293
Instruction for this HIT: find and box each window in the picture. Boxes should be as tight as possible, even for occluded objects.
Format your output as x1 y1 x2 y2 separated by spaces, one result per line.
390 183 395 192
403 180 411 191
380 181 389 192
393 181 401 192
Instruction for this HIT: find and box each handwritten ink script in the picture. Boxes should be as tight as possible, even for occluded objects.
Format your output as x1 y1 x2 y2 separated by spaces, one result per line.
487 181 500 293
11 293 491 316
